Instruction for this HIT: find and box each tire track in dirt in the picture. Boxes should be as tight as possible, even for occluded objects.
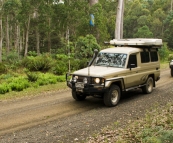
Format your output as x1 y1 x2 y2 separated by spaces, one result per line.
0 68 172 138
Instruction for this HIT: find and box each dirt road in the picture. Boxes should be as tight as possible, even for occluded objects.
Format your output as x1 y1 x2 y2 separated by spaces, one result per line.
0 68 173 143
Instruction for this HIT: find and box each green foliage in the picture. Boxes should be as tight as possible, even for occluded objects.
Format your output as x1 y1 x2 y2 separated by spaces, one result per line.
0 63 7 74
26 71 38 82
9 77 30 91
75 34 101 59
158 43 170 61
0 83 10 94
28 51 37 57
36 73 57 86
57 75 66 82
22 54 54 72
52 62 68 75
134 25 153 38
168 54 173 61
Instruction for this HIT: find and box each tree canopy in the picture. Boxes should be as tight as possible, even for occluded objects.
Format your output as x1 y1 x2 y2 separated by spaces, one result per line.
0 0 173 61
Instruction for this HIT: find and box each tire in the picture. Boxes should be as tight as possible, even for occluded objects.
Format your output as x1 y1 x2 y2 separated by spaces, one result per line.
171 68 173 77
72 90 86 101
142 77 153 94
104 85 121 107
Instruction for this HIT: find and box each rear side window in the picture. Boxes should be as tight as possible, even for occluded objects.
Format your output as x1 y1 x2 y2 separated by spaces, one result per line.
150 52 158 62
140 52 150 63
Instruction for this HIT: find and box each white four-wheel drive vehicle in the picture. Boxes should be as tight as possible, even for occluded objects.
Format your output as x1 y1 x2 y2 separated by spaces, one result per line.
66 38 162 107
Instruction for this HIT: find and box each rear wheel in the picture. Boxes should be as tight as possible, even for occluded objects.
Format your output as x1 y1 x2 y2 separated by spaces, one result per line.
72 90 86 101
104 85 121 107
142 77 153 94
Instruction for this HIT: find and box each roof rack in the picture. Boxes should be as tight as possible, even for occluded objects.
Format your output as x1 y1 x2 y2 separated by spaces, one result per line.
109 38 162 47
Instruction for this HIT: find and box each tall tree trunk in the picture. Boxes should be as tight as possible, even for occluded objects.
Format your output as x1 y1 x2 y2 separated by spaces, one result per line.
115 0 124 39
0 0 3 63
36 26 40 55
34 9 40 55
0 16 2 63
15 24 19 51
6 16 10 55
48 17 51 53
171 0 173 11
89 0 98 6
24 15 30 57
120 0 124 39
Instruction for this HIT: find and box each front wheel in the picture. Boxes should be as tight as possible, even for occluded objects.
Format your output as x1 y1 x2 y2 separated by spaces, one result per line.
171 67 173 77
72 90 86 101
142 77 154 94
104 85 121 107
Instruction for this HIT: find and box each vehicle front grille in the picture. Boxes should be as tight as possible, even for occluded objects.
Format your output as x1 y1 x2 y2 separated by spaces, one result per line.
77 76 91 83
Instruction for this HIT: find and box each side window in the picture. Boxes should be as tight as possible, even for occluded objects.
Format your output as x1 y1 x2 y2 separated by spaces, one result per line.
150 51 158 62
140 52 150 63
127 54 137 68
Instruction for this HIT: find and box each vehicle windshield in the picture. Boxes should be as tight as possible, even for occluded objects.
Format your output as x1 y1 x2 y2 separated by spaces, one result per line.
93 52 127 68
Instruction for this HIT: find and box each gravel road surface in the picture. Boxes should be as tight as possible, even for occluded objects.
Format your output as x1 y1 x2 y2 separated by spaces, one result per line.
0 68 173 143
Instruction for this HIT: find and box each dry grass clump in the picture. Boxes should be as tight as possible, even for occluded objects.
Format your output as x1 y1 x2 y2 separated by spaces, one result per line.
87 103 173 143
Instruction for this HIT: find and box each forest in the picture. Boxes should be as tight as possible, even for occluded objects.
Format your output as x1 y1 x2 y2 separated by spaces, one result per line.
0 0 172 93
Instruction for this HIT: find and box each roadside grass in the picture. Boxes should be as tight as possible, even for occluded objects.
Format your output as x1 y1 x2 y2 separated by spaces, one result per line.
160 61 169 70
0 62 170 101
87 103 173 143
0 82 68 100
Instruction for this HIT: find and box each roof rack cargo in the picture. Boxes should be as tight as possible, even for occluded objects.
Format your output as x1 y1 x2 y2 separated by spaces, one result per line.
110 38 162 47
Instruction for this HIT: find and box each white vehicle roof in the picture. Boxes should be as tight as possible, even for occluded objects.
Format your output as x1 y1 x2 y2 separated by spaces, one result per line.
110 38 162 47
101 47 142 54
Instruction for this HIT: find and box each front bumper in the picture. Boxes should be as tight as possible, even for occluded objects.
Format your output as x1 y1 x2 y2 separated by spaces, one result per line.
66 73 106 94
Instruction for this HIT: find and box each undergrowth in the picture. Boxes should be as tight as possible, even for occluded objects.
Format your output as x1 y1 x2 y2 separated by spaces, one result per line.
87 103 173 143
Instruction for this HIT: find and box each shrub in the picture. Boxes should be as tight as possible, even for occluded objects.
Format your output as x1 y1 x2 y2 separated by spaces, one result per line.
52 62 68 75
57 75 66 82
168 54 173 61
9 77 30 91
0 63 7 74
22 54 54 72
36 73 58 86
159 43 170 61
3 51 21 71
26 71 38 82
28 51 37 57
0 83 10 94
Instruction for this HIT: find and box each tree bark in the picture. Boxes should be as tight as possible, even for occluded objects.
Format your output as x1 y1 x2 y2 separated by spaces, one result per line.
0 17 2 63
48 17 51 53
36 26 40 55
0 0 3 63
115 0 124 39
24 15 30 57
6 16 10 55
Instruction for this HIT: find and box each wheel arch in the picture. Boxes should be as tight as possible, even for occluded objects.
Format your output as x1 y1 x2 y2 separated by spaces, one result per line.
108 79 124 93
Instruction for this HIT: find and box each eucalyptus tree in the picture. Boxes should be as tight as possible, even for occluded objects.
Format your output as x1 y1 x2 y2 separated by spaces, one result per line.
0 0 4 62
3 0 20 55
17 0 34 56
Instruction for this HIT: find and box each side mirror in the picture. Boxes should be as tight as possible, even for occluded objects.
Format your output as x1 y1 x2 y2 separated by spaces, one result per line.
130 64 136 70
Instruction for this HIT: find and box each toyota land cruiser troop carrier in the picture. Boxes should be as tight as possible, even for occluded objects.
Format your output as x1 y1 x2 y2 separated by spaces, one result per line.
66 38 162 107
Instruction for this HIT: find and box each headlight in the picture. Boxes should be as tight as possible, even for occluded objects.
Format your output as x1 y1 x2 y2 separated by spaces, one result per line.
94 78 100 84
83 78 87 84
73 76 78 82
